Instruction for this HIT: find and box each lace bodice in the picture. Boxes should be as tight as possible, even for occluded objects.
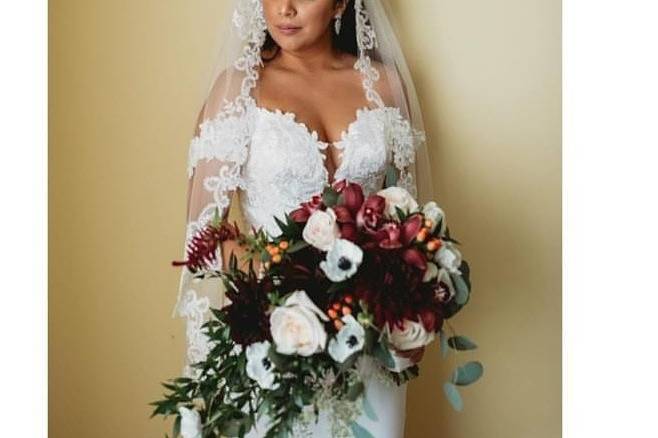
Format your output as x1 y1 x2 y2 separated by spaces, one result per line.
187 97 422 240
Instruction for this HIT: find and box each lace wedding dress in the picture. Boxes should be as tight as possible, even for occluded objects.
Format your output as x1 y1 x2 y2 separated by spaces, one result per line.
184 95 418 437
174 1 436 436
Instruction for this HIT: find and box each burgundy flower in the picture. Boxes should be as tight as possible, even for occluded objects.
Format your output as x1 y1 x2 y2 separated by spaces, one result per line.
402 248 427 271
172 221 239 273
374 222 403 249
332 179 348 193
332 205 355 224
400 213 423 246
356 194 386 234
289 194 325 223
339 222 358 242
342 182 364 216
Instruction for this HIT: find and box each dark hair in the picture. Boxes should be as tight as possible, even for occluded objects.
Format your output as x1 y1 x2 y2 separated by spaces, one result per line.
262 0 357 62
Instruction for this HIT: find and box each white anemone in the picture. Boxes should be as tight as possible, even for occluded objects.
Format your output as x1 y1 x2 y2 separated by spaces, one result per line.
328 314 366 363
319 238 363 282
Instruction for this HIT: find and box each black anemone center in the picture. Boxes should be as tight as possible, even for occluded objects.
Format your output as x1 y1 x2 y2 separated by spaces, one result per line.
347 335 359 348
262 357 272 370
338 256 352 270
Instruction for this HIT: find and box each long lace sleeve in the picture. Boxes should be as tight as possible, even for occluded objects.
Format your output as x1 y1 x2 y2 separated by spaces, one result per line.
174 106 253 377
386 108 426 200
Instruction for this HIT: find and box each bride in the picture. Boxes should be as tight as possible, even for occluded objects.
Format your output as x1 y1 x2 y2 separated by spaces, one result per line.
174 0 434 436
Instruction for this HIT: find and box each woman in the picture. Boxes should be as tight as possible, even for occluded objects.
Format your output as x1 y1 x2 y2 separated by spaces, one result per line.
174 0 434 436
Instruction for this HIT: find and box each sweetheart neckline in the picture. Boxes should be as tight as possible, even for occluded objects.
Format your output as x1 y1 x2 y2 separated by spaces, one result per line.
252 102 394 185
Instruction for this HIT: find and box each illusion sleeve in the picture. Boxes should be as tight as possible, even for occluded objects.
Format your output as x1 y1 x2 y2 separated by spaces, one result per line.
173 105 253 377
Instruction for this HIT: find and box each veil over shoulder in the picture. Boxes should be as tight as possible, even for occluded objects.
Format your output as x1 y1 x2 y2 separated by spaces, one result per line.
174 0 434 377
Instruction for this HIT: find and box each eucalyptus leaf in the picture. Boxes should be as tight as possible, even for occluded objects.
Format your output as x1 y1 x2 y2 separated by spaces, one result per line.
362 395 378 421
384 163 398 188
373 340 395 369
447 335 478 351
443 382 463 412
452 361 484 386
350 421 375 438
452 274 470 305
439 329 449 359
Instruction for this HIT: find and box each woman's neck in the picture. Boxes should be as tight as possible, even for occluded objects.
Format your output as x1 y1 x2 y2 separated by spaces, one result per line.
274 34 345 74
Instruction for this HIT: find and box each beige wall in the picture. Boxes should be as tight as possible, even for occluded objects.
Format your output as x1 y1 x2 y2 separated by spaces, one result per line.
50 1 561 437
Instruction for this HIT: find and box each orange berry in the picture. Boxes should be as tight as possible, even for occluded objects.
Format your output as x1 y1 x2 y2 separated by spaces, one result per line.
416 228 429 242
269 246 280 255
343 295 354 304
426 239 441 252
328 308 338 319
342 306 352 315
334 319 344 330
272 254 282 263
278 241 289 250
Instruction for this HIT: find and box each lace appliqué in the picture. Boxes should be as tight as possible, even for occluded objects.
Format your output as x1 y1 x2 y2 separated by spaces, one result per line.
386 108 425 199
354 0 385 109
177 289 211 378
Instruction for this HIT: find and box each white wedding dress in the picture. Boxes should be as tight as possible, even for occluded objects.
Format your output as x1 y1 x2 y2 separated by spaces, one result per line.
185 95 417 437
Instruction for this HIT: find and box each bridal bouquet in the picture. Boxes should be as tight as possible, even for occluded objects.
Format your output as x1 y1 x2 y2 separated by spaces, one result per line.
152 180 482 438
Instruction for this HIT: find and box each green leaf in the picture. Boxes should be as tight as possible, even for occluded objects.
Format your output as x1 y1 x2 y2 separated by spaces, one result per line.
384 163 398 188
172 415 181 438
452 274 470 305
286 240 308 253
322 186 340 207
346 381 365 401
447 335 478 351
452 361 484 386
362 395 378 421
350 422 375 438
373 338 395 369
439 329 449 359
267 345 290 370
443 382 463 412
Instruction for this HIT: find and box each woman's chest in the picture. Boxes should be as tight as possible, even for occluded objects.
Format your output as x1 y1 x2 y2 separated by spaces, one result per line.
242 106 393 197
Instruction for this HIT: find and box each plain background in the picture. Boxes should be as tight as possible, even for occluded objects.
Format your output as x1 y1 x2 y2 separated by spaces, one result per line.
49 0 561 437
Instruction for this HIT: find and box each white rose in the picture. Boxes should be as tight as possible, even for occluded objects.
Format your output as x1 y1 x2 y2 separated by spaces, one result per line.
245 340 279 390
434 241 462 274
385 318 435 351
377 186 419 218
178 406 202 438
421 201 446 234
270 290 329 356
302 208 340 251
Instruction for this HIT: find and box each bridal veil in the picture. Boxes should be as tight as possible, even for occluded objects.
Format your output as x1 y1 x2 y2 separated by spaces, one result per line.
173 0 434 376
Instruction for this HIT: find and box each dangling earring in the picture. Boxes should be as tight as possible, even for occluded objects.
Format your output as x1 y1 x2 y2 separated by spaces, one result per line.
334 15 342 35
